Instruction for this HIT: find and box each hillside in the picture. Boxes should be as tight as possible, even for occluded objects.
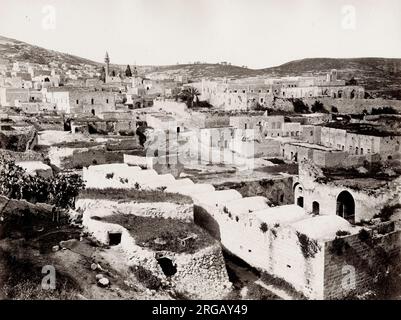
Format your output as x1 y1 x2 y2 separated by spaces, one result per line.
146 58 401 93
0 35 99 67
261 58 401 92
0 35 400 95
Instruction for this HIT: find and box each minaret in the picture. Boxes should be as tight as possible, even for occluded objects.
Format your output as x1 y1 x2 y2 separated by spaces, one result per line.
104 51 110 83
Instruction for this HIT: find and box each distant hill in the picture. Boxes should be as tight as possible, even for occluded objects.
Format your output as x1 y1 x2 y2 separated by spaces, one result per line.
0 35 400 96
0 35 99 67
260 57 401 91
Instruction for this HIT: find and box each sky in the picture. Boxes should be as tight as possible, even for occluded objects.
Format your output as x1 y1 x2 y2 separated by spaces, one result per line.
0 0 400 69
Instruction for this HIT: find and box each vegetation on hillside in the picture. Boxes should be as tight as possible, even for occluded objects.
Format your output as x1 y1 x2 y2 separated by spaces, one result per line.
0 157 85 208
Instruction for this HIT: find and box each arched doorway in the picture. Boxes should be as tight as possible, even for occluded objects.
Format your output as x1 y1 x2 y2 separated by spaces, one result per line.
293 183 304 208
312 201 320 215
336 191 355 223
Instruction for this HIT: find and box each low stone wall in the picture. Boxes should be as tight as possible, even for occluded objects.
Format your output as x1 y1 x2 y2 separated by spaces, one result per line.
0 149 44 162
75 198 193 222
302 97 401 114
48 146 107 169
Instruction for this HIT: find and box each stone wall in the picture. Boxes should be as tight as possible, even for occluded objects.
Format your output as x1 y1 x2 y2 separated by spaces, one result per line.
0 149 44 162
77 199 232 299
213 176 294 206
76 198 193 222
0 126 37 151
48 145 107 169
193 203 325 299
171 244 232 299
323 230 401 299
298 164 400 222
302 97 401 114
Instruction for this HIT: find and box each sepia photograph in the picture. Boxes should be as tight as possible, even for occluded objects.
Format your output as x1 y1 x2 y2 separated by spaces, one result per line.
0 0 400 313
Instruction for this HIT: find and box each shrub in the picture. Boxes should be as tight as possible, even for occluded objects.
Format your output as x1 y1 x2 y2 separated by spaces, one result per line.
0 157 85 209
371 106 397 115
376 204 401 222
260 222 268 233
131 265 162 290
330 237 350 255
311 100 327 113
358 229 371 242
235 216 239 222
331 106 339 113
296 231 321 259
292 99 310 114
336 230 351 237
105 173 114 179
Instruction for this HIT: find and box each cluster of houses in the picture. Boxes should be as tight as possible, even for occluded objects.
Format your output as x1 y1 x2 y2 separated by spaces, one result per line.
196 69 365 111
1 52 401 300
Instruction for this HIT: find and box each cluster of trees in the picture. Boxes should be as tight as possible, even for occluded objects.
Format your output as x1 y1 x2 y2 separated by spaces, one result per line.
100 65 135 82
176 87 213 109
292 99 310 113
370 106 398 115
292 99 329 114
311 100 328 113
0 158 85 209
177 87 200 108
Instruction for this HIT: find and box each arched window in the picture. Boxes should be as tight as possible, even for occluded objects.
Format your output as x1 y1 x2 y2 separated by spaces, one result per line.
336 191 355 223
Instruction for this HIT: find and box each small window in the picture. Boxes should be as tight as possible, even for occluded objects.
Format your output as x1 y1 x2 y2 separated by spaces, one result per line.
76 99 79 104
106 98 109 103
91 98 94 105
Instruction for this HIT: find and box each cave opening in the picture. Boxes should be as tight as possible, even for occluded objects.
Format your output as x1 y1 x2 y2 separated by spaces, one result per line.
108 232 122 246
156 257 177 277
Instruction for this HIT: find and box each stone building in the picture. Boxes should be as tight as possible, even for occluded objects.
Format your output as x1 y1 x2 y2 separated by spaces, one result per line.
43 87 116 115
320 124 401 160
200 70 364 110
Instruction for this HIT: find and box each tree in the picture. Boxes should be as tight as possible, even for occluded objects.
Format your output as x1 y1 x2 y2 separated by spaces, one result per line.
178 87 200 108
125 65 132 77
292 99 309 113
346 77 358 86
311 100 327 113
